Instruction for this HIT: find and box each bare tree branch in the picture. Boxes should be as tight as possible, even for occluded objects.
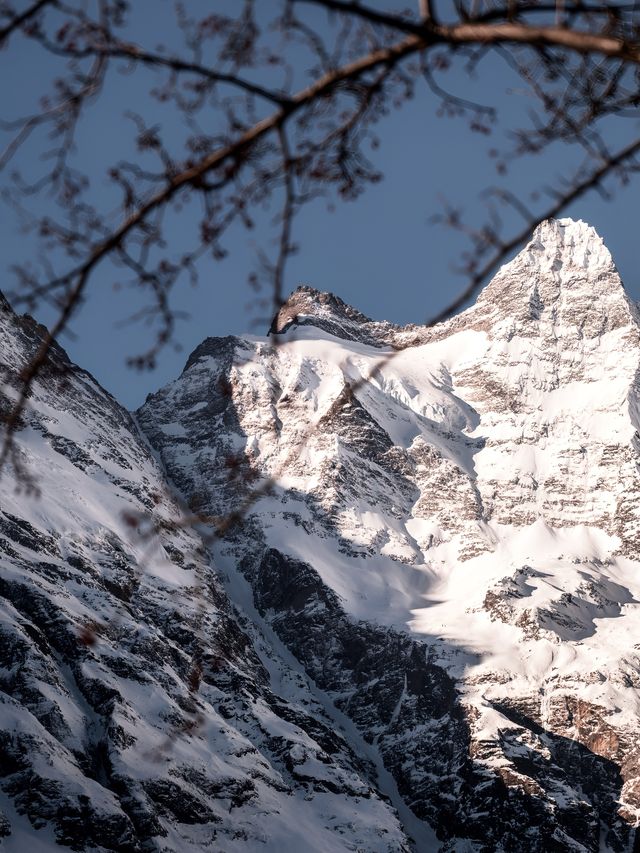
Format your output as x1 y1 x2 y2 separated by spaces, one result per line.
0 0 55 46
301 0 640 63
3 0 640 492
40 40 294 106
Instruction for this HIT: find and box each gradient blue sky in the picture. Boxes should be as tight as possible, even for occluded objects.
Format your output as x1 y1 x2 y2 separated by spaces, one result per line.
2 2 639 409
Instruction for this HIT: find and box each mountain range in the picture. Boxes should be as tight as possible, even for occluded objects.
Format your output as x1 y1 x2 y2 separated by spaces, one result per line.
1 217 639 851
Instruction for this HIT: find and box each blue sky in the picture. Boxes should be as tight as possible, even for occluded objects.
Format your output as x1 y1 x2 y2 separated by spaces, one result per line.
2 1 639 409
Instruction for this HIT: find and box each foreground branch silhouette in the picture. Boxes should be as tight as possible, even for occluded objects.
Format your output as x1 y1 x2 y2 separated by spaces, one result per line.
2 0 640 487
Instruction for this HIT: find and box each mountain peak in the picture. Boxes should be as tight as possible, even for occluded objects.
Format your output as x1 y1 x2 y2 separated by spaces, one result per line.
268 286 374 334
267 219 626 349
515 217 615 274
268 285 409 348
471 217 633 337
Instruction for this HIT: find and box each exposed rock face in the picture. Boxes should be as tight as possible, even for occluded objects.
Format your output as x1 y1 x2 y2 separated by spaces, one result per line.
0 296 411 850
3 217 640 851
452 219 640 553
268 286 423 348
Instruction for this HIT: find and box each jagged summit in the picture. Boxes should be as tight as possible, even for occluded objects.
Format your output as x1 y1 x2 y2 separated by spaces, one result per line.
269 286 374 333
519 217 616 273
467 217 634 338
267 284 413 348
267 218 630 349
486 217 619 287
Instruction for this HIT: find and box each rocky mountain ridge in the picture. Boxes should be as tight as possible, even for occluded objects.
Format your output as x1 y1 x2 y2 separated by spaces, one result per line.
2 218 640 850
0 278 413 852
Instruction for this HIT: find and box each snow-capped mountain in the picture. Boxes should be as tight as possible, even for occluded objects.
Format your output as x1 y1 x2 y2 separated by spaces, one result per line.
2 218 640 851
0 291 411 851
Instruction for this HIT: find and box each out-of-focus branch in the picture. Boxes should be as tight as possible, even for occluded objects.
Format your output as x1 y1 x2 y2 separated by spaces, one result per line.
29 30 422 294
0 0 55 46
42 40 293 106
0 28 422 468
301 0 640 63
3 0 640 490
274 125 295 315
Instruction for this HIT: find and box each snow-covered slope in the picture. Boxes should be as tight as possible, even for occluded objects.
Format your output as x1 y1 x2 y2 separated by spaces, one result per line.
138 218 640 851
0 294 411 850
3 218 640 851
